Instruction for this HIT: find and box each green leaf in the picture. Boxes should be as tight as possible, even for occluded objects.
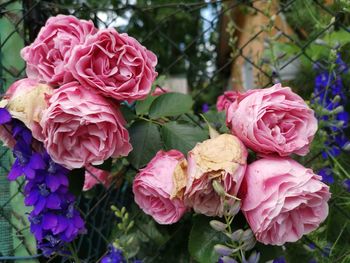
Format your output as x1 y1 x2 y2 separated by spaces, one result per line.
68 168 85 196
135 95 157 115
120 104 136 123
127 120 163 169
188 215 226 263
161 121 208 154
92 158 112 171
149 93 193 119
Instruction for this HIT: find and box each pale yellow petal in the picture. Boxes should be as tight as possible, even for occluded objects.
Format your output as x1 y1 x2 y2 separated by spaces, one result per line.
171 159 188 199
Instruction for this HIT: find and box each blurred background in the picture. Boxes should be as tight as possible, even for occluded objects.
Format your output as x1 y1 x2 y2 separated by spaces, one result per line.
0 0 349 262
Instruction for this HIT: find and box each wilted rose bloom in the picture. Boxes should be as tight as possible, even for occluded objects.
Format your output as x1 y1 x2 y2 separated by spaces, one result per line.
240 158 330 245
133 150 187 224
67 28 158 102
21 15 97 86
216 90 238 112
184 134 247 217
83 165 112 191
3 78 54 141
40 82 132 169
226 84 318 156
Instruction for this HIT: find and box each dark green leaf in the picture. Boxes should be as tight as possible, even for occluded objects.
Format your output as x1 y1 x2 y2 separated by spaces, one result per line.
161 121 208 154
92 158 112 171
127 120 163 169
68 168 85 196
188 215 226 263
120 104 136 123
135 95 157 115
149 93 193 119
255 242 284 262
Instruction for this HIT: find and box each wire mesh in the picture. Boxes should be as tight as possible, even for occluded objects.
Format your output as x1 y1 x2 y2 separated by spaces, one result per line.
0 0 349 262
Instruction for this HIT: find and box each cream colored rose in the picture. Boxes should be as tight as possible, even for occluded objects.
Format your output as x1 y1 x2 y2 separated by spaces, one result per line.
184 134 248 216
4 78 54 141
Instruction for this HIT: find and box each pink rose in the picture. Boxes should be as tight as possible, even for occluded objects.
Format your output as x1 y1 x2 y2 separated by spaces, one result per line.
83 165 112 191
133 150 187 224
40 82 132 169
21 15 97 86
216 90 238 112
226 84 318 156
184 134 247 217
3 78 54 141
67 28 158 102
240 158 330 245
151 86 170 96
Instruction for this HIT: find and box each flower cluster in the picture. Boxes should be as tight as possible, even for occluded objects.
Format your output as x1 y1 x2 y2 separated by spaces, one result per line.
313 54 349 186
133 84 331 249
3 14 158 171
0 14 158 257
0 108 85 257
133 134 247 224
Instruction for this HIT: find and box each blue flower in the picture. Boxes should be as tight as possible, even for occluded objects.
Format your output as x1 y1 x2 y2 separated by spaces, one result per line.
343 179 350 192
101 245 126 263
318 167 335 184
273 257 286 263
322 243 331 257
202 103 209 113
101 245 142 263
314 54 349 162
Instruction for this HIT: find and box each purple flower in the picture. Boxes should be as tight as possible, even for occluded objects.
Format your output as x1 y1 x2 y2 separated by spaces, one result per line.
273 257 286 263
101 245 126 263
202 103 209 113
318 167 334 184
2 115 85 257
0 108 12 124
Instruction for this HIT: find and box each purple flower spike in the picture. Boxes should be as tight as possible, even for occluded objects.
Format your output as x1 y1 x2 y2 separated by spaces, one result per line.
5 116 85 257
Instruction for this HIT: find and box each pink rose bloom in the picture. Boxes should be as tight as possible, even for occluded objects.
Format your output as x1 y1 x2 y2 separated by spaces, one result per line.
240 158 330 245
216 90 238 112
21 15 97 86
67 28 158 102
3 78 54 142
184 134 247 217
151 86 170 96
133 150 187 224
83 165 112 191
40 82 132 169
226 83 318 156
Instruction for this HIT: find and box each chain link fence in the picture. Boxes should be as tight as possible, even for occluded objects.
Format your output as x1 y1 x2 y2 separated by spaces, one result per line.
0 0 349 262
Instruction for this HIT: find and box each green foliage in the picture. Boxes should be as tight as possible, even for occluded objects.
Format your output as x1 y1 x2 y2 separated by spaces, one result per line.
120 104 137 123
135 95 157 116
110 206 137 258
149 93 194 119
161 121 208 155
92 158 112 171
127 120 163 169
188 215 227 263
